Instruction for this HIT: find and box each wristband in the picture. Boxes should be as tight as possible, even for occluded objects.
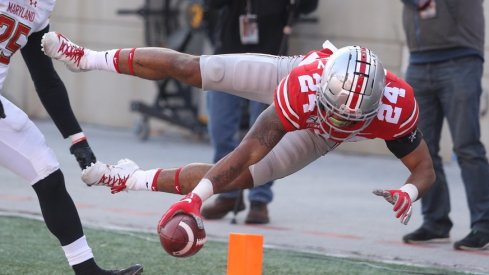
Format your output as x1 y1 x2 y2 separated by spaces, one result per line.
70 132 86 144
192 178 214 201
400 183 418 202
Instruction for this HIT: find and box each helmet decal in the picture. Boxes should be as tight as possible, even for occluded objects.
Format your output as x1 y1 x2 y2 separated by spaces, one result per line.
346 47 371 111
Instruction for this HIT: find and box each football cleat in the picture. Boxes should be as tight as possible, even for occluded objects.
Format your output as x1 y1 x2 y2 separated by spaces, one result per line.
41 31 88 72
81 159 140 193
106 263 144 275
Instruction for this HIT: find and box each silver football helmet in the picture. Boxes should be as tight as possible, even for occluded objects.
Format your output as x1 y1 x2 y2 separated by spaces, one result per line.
317 46 386 140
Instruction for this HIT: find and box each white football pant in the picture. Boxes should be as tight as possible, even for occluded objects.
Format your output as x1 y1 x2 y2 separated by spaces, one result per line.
0 95 59 185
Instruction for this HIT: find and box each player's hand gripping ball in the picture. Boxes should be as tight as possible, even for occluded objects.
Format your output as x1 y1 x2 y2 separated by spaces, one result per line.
159 213 207 257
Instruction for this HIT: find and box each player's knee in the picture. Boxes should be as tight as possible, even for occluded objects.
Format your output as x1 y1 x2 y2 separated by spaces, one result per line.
249 159 275 187
32 169 65 197
200 54 282 103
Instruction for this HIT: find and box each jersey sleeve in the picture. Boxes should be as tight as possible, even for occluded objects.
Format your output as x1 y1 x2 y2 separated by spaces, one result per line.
389 73 419 139
273 73 303 132
273 50 330 133
379 71 420 140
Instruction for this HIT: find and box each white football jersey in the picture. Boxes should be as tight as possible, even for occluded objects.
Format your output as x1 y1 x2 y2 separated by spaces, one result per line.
0 0 55 90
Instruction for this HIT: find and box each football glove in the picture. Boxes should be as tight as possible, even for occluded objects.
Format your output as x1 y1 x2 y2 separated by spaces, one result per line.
70 139 96 170
157 193 203 233
373 189 412 225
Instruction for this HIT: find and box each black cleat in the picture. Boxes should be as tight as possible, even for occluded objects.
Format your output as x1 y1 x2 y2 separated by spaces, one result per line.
106 264 143 275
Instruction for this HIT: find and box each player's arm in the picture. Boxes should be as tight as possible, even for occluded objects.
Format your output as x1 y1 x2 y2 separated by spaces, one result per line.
157 104 287 226
374 128 435 224
204 104 287 193
397 137 435 198
385 128 435 197
22 26 96 170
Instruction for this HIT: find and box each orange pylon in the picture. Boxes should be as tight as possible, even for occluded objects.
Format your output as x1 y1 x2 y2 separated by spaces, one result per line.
227 233 263 275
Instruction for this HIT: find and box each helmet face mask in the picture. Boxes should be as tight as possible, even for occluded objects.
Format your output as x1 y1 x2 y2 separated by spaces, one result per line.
316 46 386 140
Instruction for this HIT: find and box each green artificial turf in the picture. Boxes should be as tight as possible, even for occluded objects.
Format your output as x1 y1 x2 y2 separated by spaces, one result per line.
0 216 471 275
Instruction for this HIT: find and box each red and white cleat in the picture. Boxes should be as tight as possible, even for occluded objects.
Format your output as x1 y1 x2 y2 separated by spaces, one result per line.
82 159 141 193
41 31 88 72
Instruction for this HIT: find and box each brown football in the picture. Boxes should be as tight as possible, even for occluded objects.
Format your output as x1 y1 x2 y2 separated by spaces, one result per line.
159 213 207 257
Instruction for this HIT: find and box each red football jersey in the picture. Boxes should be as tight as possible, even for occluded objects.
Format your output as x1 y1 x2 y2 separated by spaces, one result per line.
273 49 418 142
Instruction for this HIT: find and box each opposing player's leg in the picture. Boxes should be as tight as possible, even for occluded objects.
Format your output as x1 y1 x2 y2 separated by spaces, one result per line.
0 97 143 275
33 170 143 275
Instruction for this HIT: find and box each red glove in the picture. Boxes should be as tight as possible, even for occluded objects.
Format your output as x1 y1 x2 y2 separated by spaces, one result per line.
373 189 413 225
157 193 203 233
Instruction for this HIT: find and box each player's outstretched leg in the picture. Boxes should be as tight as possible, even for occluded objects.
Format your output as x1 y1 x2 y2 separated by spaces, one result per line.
81 158 216 195
42 31 203 86
82 158 254 196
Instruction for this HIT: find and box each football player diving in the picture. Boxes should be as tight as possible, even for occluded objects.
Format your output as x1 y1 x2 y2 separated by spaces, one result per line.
42 32 435 232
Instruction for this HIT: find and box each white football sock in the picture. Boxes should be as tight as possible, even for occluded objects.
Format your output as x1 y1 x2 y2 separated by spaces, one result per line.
126 169 159 191
62 236 94 266
85 49 119 72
